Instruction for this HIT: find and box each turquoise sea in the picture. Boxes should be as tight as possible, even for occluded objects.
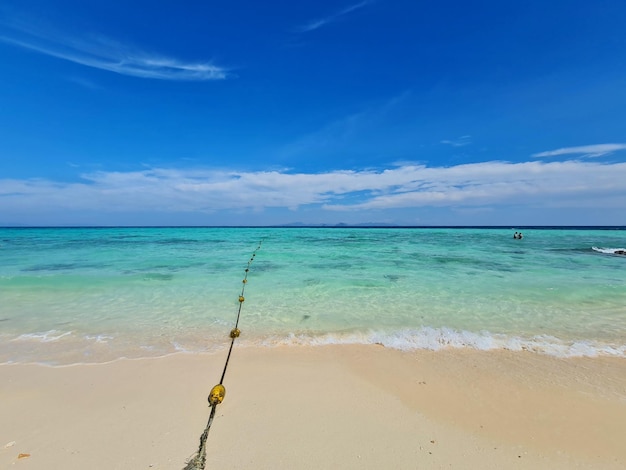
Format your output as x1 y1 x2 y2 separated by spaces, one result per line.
1 227 625 365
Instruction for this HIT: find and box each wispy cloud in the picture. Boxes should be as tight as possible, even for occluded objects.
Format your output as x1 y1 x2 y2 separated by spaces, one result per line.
295 1 373 33
532 144 626 159
65 76 102 90
441 135 471 147
0 25 228 81
279 91 413 159
2 160 625 221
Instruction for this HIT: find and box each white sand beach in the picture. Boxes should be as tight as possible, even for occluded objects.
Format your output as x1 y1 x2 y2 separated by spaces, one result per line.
2 345 625 469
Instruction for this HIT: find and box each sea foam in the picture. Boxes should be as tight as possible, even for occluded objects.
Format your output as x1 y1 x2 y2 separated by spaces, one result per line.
262 327 626 359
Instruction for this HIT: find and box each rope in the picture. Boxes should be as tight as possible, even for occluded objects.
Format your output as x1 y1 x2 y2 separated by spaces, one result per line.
183 241 262 470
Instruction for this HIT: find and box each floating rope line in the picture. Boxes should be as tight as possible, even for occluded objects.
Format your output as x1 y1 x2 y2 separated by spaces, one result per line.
183 241 262 470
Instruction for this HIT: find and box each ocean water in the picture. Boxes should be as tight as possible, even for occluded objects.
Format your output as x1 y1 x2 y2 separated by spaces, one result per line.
1 226 625 365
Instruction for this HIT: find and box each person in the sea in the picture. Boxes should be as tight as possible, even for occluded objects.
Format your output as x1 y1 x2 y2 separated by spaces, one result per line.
513 232 519 239
518 232 523 239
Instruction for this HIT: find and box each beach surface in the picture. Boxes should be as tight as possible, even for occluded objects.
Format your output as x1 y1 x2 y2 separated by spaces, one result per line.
2 345 625 469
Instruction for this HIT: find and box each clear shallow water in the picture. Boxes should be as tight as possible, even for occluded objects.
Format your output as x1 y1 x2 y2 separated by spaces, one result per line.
1 227 625 364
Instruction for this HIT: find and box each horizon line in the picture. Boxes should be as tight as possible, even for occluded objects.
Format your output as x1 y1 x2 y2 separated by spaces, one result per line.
1 225 625 230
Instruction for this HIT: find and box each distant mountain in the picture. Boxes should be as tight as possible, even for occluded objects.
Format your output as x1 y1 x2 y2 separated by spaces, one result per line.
278 222 397 227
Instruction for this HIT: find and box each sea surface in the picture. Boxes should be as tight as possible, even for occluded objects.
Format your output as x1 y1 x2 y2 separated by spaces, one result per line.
1 226 625 365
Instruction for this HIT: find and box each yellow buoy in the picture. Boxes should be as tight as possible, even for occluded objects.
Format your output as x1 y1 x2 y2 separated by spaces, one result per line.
230 328 241 338
208 384 226 405
238 295 245 303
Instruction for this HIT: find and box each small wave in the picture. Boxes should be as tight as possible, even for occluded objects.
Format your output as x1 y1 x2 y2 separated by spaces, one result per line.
85 334 114 343
592 246 626 255
12 330 73 342
259 327 626 358
171 342 193 353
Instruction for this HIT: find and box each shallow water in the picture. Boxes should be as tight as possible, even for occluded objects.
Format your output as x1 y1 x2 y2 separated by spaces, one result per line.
1 226 625 364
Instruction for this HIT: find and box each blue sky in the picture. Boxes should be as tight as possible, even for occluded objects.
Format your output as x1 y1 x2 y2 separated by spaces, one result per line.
1 0 625 226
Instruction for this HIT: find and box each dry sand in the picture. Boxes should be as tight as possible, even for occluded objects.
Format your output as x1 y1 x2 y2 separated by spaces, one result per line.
1 345 625 469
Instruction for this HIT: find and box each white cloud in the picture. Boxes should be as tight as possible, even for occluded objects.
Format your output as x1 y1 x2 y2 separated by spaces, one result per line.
2 161 625 221
0 28 228 81
532 144 626 159
295 1 373 33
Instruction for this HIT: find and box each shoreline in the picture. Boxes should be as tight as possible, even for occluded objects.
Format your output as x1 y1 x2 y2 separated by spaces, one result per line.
2 345 625 469
4 329 626 366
